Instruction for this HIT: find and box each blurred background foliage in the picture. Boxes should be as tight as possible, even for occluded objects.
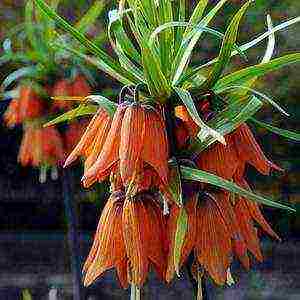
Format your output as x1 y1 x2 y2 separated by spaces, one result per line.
0 0 299 237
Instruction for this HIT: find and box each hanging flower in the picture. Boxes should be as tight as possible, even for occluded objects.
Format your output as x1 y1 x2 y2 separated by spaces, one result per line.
18 124 64 168
83 191 129 289
82 103 169 194
3 99 21 128
64 107 113 172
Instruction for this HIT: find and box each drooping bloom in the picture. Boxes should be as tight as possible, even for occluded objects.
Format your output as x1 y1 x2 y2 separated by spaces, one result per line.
3 99 21 128
18 125 65 167
82 103 169 194
64 108 112 172
165 123 281 285
83 191 129 289
83 190 167 288
4 85 44 128
122 193 167 286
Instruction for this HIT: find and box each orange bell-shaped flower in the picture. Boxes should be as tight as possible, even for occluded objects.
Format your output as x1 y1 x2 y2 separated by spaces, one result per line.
122 194 167 286
83 191 129 289
64 108 112 172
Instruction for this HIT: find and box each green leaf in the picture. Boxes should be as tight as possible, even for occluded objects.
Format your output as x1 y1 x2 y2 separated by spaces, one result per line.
172 0 229 85
167 159 183 207
108 9 141 64
189 95 263 152
216 85 289 117
214 53 300 91
174 208 188 276
198 0 253 91
34 0 136 85
180 166 295 212
43 104 98 127
183 16 300 84
250 118 300 141
108 10 145 82
84 95 117 117
149 22 246 64
75 0 105 34
174 87 226 145
51 41 135 85
2 66 38 89
183 0 208 37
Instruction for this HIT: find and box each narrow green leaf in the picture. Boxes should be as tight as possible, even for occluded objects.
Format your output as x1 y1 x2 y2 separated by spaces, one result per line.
250 118 300 141
51 41 135 85
189 96 262 152
216 85 289 117
180 166 295 212
198 0 253 91
84 95 117 117
43 104 98 127
174 87 226 145
75 0 105 34
174 208 188 276
108 10 144 82
149 22 246 62
214 53 300 91
172 0 229 85
182 16 300 84
2 66 38 89
34 0 136 85
183 0 208 37
167 159 183 207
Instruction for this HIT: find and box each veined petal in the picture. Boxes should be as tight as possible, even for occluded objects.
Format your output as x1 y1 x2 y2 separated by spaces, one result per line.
83 193 126 287
119 103 145 187
234 196 263 262
64 108 111 167
142 107 169 186
122 198 149 286
233 124 279 175
82 104 127 187
196 198 231 285
196 133 239 180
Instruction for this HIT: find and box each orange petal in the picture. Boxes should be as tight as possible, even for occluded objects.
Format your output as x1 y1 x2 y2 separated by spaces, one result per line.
196 133 239 180
234 176 280 240
82 104 127 187
119 103 145 187
234 197 263 262
215 191 249 269
122 198 149 286
64 108 110 167
175 105 199 137
233 124 278 175
141 107 169 186
143 195 167 282
83 193 126 287
196 198 231 285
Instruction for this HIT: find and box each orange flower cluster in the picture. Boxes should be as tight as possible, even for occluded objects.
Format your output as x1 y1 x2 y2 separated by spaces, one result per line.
65 95 280 289
4 85 44 127
65 102 169 194
4 75 91 175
